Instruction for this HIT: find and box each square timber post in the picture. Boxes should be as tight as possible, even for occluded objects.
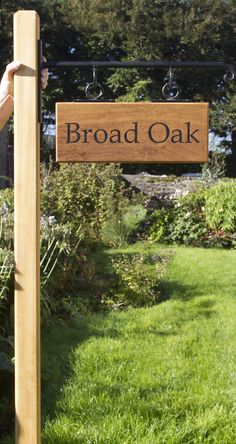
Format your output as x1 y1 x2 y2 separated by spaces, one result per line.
14 11 41 444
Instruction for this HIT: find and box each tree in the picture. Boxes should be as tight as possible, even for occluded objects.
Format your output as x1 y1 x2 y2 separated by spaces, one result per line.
58 0 236 174
0 0 236 175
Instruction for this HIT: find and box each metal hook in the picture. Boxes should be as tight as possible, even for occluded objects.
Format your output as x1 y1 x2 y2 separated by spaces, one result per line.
162 67 180 100
223 69 235 82
85 65 104 100
93 65 97 86
168 66 173 84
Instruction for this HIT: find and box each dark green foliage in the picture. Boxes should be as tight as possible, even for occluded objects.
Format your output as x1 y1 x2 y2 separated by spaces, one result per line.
64 0 236 106
201 149 226 184
148 207 174 242
205 179 236 232
100 204 147 247
41 163 128 244
0 162 130 327
167 190 207 245
1 1 235 143
146 190 206 245
108 250 169 308
0 164 133 439
0 313 14 440
76 245 171 311
146 180 236 247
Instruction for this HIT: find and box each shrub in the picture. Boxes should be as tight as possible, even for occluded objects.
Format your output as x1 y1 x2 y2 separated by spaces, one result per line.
147 207 174 242
167 190 207 245
0 248 14 308
40 216 84 320
0 191 14 250
201 149 226 184
144 179 236 247
205 179 236 232
0 210 15 437
0 188 85 324
146 190 207 245
123 204 147 234
101 248 171 309
0 163 141 322
41 163 128 244
100 204 147 247
0 202 14 337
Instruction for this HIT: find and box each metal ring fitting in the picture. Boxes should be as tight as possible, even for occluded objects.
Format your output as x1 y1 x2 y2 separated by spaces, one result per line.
85 82 104 100
223 71 235 82
162 82 180 100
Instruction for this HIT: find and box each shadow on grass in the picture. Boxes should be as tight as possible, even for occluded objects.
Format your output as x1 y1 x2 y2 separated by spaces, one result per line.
41 316 96 422
158 279 206 302
91 248 211 303
41 248 219 425
192 298 217 319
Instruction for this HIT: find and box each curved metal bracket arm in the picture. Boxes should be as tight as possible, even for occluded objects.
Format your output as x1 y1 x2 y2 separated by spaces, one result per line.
41 60 235 81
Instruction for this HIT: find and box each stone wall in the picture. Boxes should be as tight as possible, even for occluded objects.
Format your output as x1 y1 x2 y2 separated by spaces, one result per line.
121 173 202 207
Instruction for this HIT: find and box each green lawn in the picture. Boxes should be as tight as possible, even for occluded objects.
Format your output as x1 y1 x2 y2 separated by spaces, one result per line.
4 245 236 443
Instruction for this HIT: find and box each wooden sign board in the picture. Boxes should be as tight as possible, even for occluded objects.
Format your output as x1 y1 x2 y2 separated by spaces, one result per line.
56 102 208 163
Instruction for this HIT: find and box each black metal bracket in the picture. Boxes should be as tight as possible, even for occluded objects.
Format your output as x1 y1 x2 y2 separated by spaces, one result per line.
39 58 235 120
42 60 235 82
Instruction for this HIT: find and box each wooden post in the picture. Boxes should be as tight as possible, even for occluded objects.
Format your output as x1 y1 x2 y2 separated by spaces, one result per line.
14 11 41 444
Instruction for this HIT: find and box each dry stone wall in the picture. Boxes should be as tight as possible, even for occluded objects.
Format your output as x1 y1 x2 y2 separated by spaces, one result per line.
121 173 202 208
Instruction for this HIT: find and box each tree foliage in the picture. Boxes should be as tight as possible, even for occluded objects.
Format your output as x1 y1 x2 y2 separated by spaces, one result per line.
0 0 236 171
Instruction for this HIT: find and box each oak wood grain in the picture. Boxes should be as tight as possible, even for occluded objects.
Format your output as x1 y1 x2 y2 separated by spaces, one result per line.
14 10 41 444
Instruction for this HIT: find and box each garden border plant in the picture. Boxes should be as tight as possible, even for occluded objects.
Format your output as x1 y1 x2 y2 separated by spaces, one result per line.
144 178 236 249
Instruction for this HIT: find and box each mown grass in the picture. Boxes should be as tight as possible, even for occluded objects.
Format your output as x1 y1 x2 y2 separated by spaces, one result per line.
3 245 236 443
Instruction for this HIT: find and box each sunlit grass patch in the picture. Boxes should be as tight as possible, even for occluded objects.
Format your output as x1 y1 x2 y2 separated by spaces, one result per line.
38 245 236 443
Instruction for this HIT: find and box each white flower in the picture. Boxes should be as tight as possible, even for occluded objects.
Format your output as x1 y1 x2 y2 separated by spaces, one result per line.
40 215 47 227
0 202 9 215
48 215 57 226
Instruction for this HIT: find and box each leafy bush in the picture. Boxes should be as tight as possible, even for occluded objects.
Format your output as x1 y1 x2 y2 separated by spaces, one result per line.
0 200 14 340
107 252 168 308
147 207 174 242
145 179 236 247
0 190 85 325
123 204 147 234
41 163 128 245
201 149 226 184
205 180 236 232
146 190 206 245
0 249 14 304
40 216 84 320
167 190 207 245
76 243 172 311
0 190 14 251
0 163 143 324
0 204 15 437
100 204 147 246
